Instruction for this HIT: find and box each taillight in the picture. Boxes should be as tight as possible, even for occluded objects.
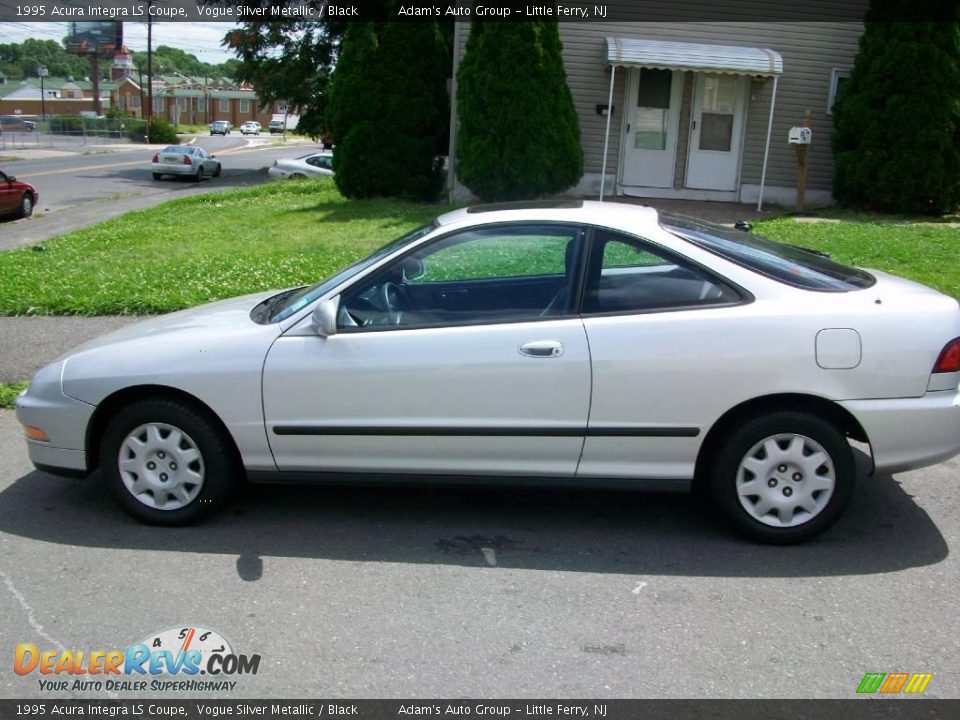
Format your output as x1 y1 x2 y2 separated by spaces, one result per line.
933 337 960 373
152 154 159 163
183 155 192 166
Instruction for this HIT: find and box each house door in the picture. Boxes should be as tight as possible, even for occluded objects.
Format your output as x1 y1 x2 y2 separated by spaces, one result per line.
621 68 683 189
686 73 747 191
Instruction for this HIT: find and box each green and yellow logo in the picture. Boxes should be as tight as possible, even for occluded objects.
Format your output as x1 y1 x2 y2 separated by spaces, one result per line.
857 672 933 694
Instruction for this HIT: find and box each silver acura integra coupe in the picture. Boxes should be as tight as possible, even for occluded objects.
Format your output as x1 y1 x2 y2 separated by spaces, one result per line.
16 201 960 543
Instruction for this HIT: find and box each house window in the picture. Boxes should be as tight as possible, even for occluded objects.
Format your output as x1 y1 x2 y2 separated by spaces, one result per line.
197 97 206 111
130 94 140 108
152 96 164 112
827 68 851 114
177 97 187 110
239 99 250 113
219 98 229 112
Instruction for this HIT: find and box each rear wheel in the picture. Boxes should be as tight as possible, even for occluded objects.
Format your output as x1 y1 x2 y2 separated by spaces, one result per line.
100 398 238 525
710 412 855 544
152 172 163 180
194 166 204 182
17 193 33 218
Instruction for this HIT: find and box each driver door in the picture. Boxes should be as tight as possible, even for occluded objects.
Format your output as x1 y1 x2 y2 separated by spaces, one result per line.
262 223 591 477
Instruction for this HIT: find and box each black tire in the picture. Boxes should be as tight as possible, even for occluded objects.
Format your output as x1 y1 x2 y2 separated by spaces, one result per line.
17 193 34 218
212 164 221 178
709 411 855 544
100 398 239 525
152 172 163 180
194 166 204 183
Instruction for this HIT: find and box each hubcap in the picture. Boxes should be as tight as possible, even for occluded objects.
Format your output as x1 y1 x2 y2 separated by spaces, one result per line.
117 423 205 510
735 433 835 528
22 196 32 214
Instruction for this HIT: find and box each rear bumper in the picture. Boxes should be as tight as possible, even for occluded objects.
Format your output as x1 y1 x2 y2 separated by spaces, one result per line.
841 389 960 475
153 163 196 176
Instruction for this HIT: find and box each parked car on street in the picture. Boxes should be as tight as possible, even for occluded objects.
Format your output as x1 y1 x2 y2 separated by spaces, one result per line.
0 170 38 219
151 145 221 181
268 119 285 134
268 151 333 180
15 201 960 542
1 116 36 133
240 121 261 136
209 121 230 136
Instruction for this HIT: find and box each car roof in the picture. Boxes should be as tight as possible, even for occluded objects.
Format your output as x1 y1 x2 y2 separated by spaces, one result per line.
436 199 660 230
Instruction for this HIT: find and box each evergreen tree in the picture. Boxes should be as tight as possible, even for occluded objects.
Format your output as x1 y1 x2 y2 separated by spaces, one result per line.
327 21 449 200
832 1 960 213
456 22 582 201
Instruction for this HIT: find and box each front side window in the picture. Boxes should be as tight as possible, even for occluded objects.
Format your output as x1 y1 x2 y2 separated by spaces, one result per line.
339 224 582 330
583 230 741 314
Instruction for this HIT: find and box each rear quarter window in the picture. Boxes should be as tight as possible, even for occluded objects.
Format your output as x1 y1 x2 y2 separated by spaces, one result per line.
661 214 875 292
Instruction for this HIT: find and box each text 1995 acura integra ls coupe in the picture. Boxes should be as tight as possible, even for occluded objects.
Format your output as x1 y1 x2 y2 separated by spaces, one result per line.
16 201 960 542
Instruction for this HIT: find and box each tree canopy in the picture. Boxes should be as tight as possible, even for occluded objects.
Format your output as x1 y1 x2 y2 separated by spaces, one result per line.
832 0 960 213
456 22 582 201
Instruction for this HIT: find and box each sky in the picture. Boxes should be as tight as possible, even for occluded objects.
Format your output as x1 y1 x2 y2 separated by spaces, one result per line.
0 22 238 64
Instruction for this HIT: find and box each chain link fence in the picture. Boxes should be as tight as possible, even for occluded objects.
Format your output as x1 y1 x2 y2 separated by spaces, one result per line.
1 116 149 151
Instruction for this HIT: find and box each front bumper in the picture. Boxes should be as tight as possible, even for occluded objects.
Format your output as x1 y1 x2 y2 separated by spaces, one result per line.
15 368 95 474
841 389 960 475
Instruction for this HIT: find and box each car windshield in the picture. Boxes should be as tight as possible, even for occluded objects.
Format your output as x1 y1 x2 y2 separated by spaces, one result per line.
660 213 875 292
261 222 438 324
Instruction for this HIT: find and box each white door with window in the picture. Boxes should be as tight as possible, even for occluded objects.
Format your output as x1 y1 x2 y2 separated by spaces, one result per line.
686 73 747 191
263 224 592 477
621 68 683 188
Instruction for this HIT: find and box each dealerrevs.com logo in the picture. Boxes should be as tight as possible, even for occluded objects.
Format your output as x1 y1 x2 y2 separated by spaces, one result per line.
15 626 261 693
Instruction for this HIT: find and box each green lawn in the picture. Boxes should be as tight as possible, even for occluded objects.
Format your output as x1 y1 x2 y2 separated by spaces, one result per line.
0 179 444 315
0 180 956 316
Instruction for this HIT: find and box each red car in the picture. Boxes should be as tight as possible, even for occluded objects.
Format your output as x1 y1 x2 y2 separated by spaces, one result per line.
0 170 37 219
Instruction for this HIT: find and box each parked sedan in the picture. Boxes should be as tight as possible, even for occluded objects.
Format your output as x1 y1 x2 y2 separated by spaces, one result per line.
209 121 230 136
16 201 960 542
151 145 221 181
268 151 333 180
0 169 38 219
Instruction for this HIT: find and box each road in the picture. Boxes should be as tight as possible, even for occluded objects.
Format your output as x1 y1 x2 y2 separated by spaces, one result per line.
0 134 321 249
0 407 957 698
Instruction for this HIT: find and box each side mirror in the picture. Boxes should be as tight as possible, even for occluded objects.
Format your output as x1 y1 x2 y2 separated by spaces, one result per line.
401 256 425 282
313 296 339 337
209 154 216 159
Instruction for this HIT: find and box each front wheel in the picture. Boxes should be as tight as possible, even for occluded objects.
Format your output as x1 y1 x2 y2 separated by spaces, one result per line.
18 193 33 218
212 164 221 178
710 412 855 544
194 166 204 182
100 398 238 525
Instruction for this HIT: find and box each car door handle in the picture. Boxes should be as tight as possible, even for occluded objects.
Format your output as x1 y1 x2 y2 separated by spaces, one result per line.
519 340 564 358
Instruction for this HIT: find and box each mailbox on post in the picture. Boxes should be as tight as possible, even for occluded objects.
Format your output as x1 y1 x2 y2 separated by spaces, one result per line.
789 111 813 211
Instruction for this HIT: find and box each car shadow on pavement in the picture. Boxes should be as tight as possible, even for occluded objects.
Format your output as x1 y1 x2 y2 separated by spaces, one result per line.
76 166 267 192
0 452 947 579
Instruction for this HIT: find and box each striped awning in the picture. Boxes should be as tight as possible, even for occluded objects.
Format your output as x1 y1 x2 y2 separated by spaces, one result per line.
605 37 783 76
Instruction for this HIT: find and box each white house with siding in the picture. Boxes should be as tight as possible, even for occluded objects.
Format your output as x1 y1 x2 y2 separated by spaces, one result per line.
449 21 863 208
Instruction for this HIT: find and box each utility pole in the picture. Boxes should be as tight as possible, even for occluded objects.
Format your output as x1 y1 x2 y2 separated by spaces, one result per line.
37 66 48 119
91 54 102 116
146 5 154 127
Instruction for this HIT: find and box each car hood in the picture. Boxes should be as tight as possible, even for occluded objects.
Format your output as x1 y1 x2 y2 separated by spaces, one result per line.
59 291 279 360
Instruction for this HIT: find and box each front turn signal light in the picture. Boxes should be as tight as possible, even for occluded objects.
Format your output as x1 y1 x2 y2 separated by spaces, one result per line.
23 426 50 442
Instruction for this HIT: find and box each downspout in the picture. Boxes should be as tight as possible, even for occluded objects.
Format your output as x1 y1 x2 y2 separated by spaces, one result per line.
757 75 779 212
599 63 616 202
